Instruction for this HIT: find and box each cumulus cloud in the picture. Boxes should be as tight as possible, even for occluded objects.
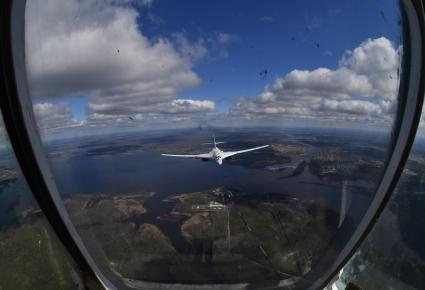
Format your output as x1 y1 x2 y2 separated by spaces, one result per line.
33 103 84 133
26 0 215 129
31 101 213 135
230 37 402 124
88 98 214 114
25 1 402 135
154 99 215 114
340 37 400 100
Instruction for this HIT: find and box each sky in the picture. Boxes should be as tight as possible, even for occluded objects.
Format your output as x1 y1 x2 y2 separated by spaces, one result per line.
23 0 406 139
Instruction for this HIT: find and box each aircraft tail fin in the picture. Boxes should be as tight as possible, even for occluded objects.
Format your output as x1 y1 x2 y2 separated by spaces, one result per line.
204 135 225 147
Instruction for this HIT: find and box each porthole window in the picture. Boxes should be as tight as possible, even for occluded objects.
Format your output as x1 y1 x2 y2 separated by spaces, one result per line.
1 0 424 289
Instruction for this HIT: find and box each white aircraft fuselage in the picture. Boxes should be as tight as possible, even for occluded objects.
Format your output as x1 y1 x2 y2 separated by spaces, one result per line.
211 147 224 165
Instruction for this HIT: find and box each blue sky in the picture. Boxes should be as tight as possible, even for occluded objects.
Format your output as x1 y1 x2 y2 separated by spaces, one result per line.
27 0 403 136
174 1 397 93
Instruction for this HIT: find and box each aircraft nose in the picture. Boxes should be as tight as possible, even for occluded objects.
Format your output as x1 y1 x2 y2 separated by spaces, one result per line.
217 158 223 165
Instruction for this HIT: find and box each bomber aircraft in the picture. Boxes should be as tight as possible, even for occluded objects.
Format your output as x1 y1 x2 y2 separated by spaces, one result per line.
161 137 269 165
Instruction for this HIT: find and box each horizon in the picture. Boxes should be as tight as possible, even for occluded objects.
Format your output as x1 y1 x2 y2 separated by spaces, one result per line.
39 123 394 144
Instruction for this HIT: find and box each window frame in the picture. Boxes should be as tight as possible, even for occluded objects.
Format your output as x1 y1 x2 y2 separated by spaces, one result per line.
0 0 116 289
0 0 424 289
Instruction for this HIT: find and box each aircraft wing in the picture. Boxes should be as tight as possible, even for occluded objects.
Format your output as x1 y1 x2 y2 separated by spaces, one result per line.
222 145 269 159
161 152 213 159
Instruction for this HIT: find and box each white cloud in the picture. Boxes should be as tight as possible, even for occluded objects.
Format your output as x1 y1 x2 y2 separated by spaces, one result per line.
82 99 215 130
33 103 84 133
230 37 402 125
25 1 402 135
30 101 214 136
26 0 214 129
321 99 388 116
282 68 373 98
340 37 401 101
88 98 214 114
162 99 215 114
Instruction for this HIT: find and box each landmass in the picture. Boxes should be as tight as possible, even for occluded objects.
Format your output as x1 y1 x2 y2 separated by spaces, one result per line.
59 187 338 287
0 128 404 289
309 148 385 183
0 216 83 290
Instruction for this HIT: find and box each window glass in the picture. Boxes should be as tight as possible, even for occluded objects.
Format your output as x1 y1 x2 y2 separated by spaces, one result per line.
25 0 405 288
0 116 83 289
327 109 425 290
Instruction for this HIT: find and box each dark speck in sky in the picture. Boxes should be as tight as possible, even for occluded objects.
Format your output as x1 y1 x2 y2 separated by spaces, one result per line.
380 11 387 22
259 69 268 80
